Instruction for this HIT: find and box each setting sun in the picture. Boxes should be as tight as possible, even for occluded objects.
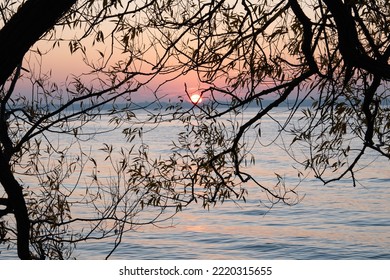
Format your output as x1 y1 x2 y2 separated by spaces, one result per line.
190 93 203 104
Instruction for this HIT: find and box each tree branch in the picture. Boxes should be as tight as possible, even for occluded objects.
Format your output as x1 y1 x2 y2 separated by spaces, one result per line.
0 197 12 217
289 0 319 73
323 0 390 79
0 0 77 86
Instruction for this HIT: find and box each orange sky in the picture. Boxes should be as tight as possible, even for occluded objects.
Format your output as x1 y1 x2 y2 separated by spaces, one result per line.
16 27 204 104
15 1 299 104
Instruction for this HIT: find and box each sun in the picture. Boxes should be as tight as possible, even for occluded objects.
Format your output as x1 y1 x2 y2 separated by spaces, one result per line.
190 93 203 104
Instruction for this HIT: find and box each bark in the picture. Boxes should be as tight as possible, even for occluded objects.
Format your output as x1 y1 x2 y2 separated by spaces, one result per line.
0 0 77 259
0 154 31 259
289 0 319 73
323 0 390 79
0 0 77 86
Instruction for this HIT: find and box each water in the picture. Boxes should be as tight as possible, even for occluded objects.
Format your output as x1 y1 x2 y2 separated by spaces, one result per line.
103 183 389 260
1 107 389 259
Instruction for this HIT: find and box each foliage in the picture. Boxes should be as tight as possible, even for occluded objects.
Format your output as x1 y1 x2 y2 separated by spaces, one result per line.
140 0 390 185
0 0 389 259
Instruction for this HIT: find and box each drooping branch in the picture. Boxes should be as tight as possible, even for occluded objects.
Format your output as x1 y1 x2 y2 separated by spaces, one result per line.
206 70 315 203
289 0 319 73
362 75 381 145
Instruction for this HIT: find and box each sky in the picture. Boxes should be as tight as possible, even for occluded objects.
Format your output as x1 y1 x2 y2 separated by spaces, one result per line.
14 1 300 105
17 31 204 104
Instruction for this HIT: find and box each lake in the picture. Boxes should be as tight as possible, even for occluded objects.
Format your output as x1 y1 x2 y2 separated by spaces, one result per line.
1 106 389 259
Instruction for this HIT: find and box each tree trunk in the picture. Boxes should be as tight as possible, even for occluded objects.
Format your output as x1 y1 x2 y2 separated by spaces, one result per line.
0 0 77 86
0 0 77 260
0 154 31 259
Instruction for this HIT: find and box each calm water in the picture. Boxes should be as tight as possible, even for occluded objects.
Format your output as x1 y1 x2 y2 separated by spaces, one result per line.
1 107 389 259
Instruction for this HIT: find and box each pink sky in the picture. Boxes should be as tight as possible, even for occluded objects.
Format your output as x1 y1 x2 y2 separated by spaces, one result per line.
16 33 205 104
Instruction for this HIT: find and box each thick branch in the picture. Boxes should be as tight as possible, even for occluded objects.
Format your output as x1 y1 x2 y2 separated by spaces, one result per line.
362 75 381 145
289 0 319 73
0 197 11 217
323 0 390 79
0 154 31 259
0 0 77 86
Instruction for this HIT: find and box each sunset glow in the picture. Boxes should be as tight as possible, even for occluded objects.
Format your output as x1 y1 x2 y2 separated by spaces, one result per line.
190 93 203 104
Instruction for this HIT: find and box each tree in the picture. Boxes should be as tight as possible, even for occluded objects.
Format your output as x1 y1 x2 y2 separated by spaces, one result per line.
0 0 389 259
0 0 176 259
142 0 389 188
